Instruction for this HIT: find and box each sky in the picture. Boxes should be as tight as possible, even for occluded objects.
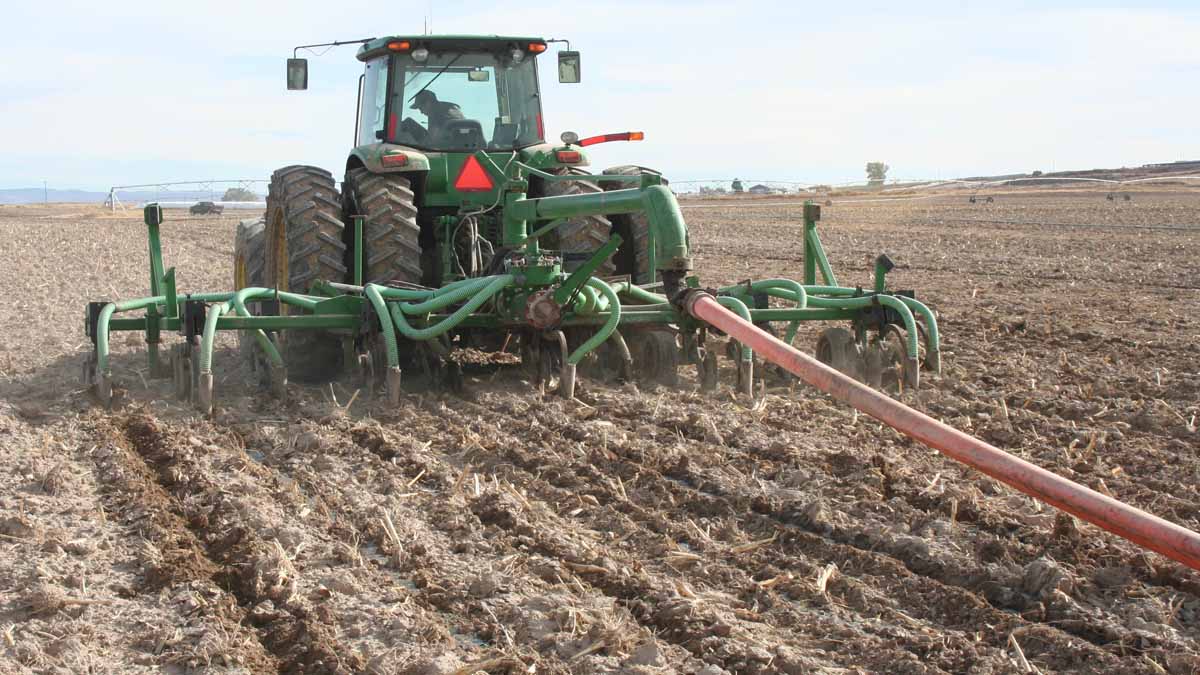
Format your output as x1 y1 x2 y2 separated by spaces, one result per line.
2 0 1198 191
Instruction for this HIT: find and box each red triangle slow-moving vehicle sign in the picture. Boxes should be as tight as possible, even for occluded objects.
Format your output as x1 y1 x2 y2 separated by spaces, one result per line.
454 155 495 192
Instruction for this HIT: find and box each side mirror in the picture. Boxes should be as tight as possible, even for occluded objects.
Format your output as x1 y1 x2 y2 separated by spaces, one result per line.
557 51 581 83
287 58 308 90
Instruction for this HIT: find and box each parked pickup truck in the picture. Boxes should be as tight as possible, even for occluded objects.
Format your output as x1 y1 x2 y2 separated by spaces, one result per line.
190 201 225 215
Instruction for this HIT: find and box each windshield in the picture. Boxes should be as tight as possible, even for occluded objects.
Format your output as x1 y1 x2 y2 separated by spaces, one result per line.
387 50 543 151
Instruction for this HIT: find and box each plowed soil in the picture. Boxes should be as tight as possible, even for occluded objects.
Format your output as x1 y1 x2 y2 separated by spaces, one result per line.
1 189 1197 674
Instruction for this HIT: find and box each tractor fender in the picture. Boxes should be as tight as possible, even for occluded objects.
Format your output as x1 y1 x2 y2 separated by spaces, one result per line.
520 142 592 170
348 143 431 174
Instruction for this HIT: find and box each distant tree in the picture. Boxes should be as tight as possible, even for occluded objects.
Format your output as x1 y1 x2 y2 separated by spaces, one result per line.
222 187 258 201
865 162 889 188
1031 170 1043 177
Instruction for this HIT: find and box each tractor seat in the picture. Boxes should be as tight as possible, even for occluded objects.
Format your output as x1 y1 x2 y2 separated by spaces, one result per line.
491 119 519 147
440 119 486 150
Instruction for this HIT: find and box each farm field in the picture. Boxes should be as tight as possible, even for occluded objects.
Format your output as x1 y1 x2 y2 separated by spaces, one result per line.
1 188 1198 673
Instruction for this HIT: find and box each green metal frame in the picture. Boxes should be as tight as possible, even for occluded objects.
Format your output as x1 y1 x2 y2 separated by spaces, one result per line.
85 170 941 411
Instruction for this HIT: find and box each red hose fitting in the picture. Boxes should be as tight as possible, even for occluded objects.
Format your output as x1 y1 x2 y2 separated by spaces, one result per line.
686 292 1200 571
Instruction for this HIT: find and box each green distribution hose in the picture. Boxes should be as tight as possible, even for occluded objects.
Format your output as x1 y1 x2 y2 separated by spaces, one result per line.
575 284 602 314
567 278 621 365
199 301 233 372
715 296 754 361
719 279 809 345
721 284 932 361
95 291 242 374
201 288 325 373
393 277 498 315
388 275 514 342
364 284 401 370
612 282 669 306
377 275 493 303
229 288 286 368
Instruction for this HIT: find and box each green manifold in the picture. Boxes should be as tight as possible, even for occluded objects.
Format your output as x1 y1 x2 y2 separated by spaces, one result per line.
83 159 940 414
84 34 939 412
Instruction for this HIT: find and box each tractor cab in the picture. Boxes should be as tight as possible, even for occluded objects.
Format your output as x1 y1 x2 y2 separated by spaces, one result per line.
354 37 558 152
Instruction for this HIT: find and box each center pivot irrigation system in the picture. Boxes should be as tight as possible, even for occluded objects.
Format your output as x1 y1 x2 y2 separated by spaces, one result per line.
83 34 1200 572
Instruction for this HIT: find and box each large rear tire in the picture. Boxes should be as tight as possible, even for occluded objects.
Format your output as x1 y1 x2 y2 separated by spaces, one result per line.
342 168 423 285
602 165 668 284
265 165 347 382
534 168 616 275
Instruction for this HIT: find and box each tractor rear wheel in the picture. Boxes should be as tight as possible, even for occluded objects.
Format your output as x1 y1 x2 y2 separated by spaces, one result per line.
602 165 668 284
535 168 615 275
265 165 347 382
342 168 423 285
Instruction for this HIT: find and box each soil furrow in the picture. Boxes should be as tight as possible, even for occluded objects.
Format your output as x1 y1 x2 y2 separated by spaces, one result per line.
87 416 280 673
112 412 365 673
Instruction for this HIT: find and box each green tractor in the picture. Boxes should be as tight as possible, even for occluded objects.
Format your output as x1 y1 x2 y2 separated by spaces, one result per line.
251 35 668 382
86 33 942 412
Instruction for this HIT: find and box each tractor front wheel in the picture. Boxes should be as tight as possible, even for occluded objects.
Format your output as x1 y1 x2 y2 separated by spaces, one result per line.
233 217 268 377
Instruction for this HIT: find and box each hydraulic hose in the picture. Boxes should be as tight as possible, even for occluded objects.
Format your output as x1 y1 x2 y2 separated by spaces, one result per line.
683 291 1200 572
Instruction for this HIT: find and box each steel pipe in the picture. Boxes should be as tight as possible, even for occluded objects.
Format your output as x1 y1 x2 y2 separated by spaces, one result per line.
684 291 1200 571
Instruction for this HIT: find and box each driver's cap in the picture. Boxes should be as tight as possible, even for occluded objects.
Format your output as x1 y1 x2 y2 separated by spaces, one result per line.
410 90 436 109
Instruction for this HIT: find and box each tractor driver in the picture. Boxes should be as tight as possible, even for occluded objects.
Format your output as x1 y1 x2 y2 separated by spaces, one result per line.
410 90 464 141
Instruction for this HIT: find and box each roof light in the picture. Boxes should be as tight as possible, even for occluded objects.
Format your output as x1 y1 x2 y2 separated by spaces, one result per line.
511 49 524 64
411 48 429 62
381 152 408 167
454 155 495 192
577 131 646 147
387 40 412 51
528 42 547 53
555 150 581 164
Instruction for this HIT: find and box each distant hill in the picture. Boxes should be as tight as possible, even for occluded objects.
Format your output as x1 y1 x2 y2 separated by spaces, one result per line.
0 188 261 205
0 188 110 204
961 160 1200 185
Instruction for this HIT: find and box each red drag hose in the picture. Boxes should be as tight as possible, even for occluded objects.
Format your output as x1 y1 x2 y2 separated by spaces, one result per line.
686 292 1200 571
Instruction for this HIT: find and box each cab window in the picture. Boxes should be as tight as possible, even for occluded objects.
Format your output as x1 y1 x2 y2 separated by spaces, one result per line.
358 57 389 146
388 50 543 151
